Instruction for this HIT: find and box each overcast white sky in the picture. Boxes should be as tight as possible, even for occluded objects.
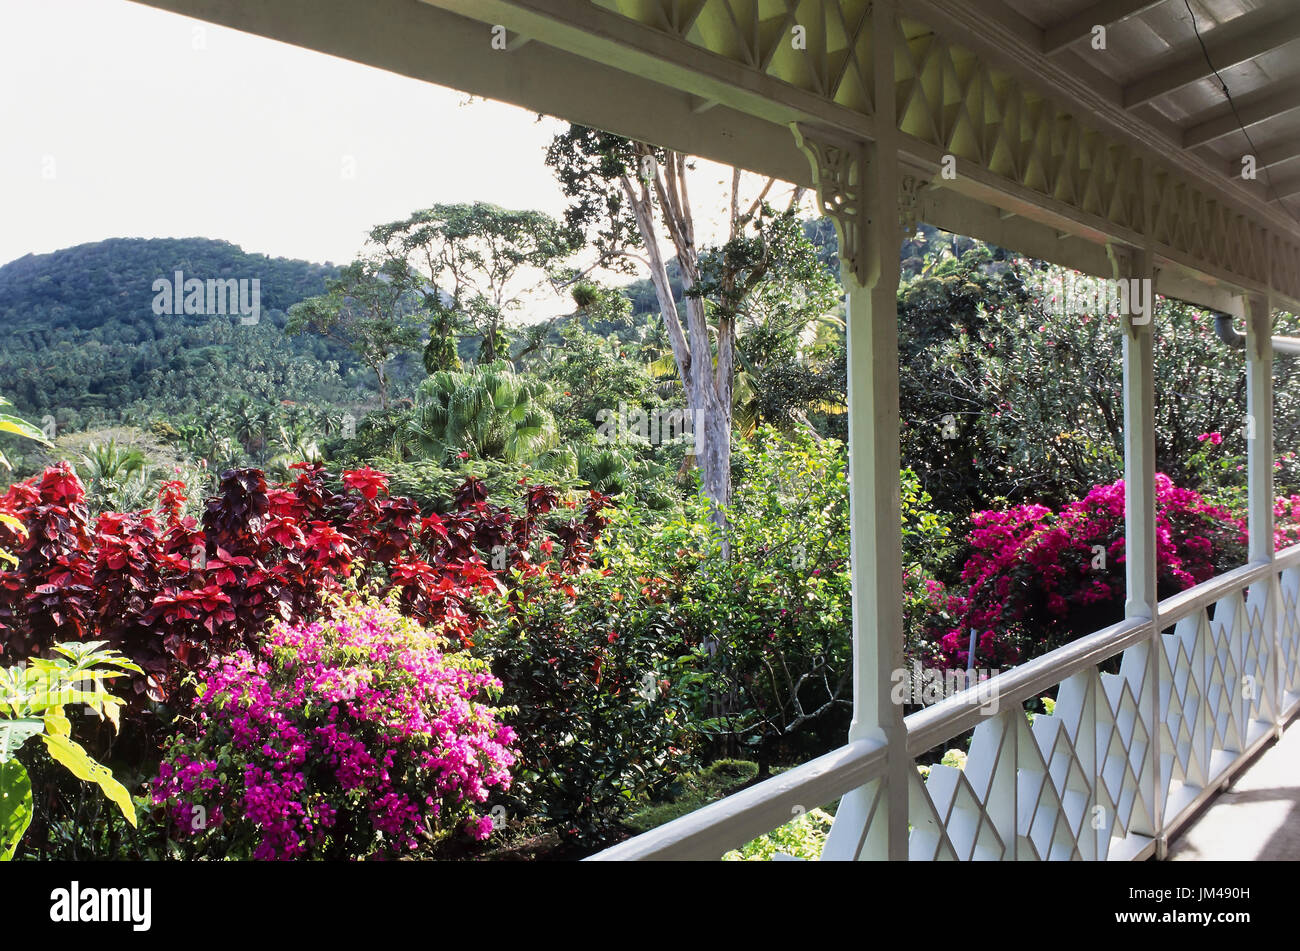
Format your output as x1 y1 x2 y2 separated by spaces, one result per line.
0 0 797 288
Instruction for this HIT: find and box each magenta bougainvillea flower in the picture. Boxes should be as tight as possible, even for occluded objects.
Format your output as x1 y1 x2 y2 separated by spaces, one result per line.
151 595 517 860
931 474 1253 670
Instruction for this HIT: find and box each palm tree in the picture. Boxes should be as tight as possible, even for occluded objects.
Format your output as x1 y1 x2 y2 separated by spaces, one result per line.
76 441 154 513
266 423 323 480
405 361 570 471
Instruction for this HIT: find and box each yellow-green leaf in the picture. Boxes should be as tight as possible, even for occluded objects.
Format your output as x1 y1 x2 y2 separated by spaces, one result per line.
39 734 136 827
0 414 50 446
43 712 71 738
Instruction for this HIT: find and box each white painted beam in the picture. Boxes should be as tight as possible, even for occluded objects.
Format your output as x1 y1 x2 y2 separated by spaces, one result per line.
1043 0 1170 54
1183 80 1300 149
420 0 878 142
125 0 813 184
1123 10 1300 109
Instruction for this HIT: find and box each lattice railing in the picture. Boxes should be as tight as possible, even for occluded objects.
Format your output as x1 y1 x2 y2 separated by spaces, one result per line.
590 545 1300 860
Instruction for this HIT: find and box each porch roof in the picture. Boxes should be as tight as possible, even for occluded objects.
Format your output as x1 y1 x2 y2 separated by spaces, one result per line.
132 0 1300 316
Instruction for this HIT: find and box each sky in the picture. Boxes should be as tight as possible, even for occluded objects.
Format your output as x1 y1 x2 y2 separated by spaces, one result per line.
0 0 799 291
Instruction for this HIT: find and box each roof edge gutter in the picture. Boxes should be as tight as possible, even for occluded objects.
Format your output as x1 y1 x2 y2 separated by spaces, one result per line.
1214 314 1300 355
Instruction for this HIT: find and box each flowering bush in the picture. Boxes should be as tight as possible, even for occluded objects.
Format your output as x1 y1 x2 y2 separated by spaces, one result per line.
151 595 517 859
0 463 605 705
928 474 1248 669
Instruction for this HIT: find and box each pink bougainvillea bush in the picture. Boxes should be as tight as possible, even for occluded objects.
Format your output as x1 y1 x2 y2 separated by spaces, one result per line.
151 594 517 860
923 474 1253 670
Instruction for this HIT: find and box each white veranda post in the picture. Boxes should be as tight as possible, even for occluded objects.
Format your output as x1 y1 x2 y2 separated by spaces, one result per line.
1119 248 1162 850
1245 293 1281 736
792 77 908 864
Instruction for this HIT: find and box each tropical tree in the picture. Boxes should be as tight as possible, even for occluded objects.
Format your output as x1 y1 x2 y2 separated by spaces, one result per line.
368 202 578 364
546 126 822 542
287 259 426 410
405 361 570 471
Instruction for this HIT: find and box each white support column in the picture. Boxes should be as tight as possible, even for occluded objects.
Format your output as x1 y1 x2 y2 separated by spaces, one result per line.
1246 294 1276 564
1120 246 1163 850
1122 251 1159 622
791 0 908 862
1245 293 1281 734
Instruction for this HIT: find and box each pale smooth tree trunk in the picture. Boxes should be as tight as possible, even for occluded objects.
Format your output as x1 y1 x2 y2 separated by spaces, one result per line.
619 150 736 550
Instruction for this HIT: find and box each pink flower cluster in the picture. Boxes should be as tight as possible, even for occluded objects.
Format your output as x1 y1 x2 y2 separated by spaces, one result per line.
152 597 517 859
933 474 1248 669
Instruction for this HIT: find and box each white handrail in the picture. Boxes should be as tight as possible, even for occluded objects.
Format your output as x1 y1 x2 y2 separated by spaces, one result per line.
587 737 887 860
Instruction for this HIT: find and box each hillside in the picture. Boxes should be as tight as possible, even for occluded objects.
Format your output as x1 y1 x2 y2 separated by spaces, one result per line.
0 237 368 428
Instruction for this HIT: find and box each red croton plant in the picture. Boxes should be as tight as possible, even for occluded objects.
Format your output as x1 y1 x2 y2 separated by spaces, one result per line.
0 462 612 706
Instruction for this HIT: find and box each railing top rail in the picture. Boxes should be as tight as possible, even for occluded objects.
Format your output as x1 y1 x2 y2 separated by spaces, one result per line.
1275 541 1300 570
905 616 1151 757
585 736 887 861
1155 558 1273 625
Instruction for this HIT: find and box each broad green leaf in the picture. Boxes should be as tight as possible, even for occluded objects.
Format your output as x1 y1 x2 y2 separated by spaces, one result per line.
0 719 44 762
0 413 50 446
0 759 33 861
40 734 136 827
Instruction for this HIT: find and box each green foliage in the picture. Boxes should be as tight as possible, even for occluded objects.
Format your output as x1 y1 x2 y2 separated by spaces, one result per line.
694 203 843 436
287 258 427 410
406 361 570 470
623 758 757 833
479 566 696 847
0 641 141 859
0 395 52 474
594 428 951 766
899 249 1300 510
369 201 578 364
722 806 833 861
0 238 353 430
534 322 662 441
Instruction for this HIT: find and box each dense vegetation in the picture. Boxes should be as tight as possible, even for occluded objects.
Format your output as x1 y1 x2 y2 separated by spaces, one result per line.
2 124 1297 862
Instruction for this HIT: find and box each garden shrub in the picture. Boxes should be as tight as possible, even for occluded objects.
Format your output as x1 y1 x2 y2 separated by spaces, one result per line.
0 463 605 702
480 562 695 849
0 461 607 855
593 428 953 770
722 807 833 861
151 594 517 859
930 473 1250 669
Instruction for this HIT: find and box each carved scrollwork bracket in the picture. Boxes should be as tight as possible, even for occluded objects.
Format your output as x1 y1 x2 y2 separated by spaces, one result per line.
792 123 870 286
899 174 922 237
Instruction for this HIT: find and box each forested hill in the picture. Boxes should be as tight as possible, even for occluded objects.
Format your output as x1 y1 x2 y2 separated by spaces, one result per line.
0 237 337 333
0 238 359 427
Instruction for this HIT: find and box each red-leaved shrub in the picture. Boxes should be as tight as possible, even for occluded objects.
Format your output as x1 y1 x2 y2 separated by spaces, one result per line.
0 462 611 706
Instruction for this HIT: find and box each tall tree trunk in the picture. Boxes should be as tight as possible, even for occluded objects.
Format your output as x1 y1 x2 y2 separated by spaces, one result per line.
620 150 735 551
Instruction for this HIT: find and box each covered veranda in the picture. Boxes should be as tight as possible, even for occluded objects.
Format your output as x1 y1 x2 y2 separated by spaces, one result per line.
131 0 1300 860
